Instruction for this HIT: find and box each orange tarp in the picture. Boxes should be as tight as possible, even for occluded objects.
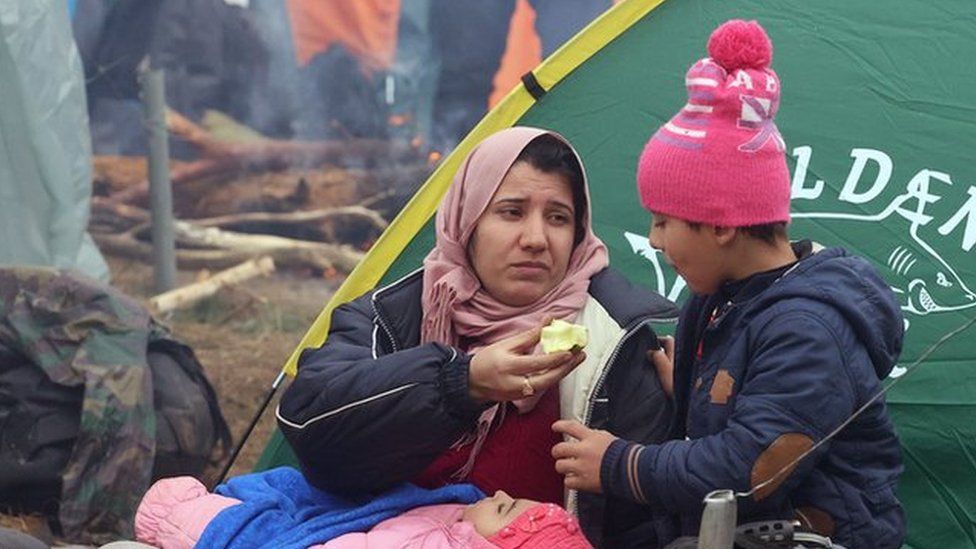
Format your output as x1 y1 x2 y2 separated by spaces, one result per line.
286 0 401 72
489 0 542 108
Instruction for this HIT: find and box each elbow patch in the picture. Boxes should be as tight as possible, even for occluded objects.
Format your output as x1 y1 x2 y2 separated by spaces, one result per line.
750 432 814 501
709 369 736 404
795 506 836 537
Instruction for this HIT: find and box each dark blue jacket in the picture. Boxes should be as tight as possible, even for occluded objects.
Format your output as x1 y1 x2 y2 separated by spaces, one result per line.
277 267 678 548
602 247 906 548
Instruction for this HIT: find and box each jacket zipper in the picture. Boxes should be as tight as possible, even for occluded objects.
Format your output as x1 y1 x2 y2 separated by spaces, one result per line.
370 268 423 353
568 315 677 514
582 316 677 427
372 298 399 352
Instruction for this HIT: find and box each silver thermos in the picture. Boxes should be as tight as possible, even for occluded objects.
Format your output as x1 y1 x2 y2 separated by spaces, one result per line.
697 489 737 549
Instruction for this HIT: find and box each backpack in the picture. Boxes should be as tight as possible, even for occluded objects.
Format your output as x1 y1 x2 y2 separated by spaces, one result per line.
0 337 231 517
148 338 232 480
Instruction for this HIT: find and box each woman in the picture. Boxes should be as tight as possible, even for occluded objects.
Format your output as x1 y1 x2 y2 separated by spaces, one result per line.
277 127 676 547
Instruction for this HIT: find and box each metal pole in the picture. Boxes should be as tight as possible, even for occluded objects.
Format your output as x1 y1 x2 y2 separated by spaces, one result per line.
140 67 177 293
214 370 287 487
698 489 737 549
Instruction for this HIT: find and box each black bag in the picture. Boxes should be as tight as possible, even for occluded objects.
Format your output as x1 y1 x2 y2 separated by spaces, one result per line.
0 339 231 515
0 346 81 516
147 339 232 480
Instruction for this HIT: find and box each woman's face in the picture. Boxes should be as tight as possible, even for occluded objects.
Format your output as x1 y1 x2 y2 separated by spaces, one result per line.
462 490 539 538
468 161 577 307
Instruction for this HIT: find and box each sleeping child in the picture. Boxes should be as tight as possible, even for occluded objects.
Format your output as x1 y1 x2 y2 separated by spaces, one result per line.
134 469 591 548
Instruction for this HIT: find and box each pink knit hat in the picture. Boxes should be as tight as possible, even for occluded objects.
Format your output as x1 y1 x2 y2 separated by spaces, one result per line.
487 503 593 548
637 19 791 227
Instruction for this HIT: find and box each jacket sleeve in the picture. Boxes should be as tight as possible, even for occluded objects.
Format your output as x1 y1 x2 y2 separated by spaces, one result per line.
134 477 240 549
601 310 859 514
276 295 488 494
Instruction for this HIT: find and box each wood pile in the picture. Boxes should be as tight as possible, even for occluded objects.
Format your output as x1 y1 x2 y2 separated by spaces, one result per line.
90 110 434 275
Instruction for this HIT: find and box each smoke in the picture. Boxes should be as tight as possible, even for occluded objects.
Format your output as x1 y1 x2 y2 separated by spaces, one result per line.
76 0 613 158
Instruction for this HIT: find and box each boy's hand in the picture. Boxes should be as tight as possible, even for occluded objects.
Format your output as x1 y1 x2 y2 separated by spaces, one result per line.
648 335 675 397
551 420 617 493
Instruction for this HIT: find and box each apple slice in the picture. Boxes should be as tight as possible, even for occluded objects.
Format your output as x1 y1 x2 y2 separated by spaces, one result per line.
541 319 588 354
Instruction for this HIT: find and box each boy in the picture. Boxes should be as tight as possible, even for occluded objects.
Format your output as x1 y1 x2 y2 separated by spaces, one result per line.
552 20 905 548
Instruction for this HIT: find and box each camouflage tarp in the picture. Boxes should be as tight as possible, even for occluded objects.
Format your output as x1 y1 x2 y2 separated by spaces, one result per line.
0 267 161 543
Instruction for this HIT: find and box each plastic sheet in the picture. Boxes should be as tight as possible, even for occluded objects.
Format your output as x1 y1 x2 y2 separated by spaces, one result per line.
0 0 108 281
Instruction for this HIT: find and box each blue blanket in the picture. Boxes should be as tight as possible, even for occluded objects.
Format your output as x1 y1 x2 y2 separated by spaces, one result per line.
197 467 484 549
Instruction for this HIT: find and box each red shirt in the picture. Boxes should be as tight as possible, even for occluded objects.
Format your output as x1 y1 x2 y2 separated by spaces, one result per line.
413 388 563 504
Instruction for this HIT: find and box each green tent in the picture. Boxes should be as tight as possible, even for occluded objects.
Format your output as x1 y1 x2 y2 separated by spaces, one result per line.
258 1 976 546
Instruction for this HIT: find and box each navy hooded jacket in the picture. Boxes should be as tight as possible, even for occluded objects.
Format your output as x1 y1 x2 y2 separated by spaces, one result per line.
601 246 906 548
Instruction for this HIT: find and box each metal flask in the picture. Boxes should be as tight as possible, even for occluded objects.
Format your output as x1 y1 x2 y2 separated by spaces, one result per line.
698 489 737 549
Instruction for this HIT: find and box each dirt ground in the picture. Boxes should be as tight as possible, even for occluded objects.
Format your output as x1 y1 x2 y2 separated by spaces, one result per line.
105 254 343 481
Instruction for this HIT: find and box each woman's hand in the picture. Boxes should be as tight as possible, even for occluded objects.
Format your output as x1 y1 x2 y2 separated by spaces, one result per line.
469 325 586 402
647 335 675 398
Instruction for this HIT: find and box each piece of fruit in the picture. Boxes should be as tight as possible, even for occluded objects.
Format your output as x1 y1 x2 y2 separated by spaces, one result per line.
541 319 588 354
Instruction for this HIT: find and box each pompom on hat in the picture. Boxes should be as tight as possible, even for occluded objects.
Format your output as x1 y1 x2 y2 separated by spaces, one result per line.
637 19 791 227
487 503 593 548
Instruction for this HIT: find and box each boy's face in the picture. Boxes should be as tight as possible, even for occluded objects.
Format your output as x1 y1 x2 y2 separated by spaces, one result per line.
462 490 539 538
648 212 730 295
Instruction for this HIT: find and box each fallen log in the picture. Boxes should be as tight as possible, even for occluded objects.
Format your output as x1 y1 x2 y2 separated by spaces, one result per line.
190 205 389 233
172 220 364 273
95 232 269 270
108 111 421 206
89 197 152 232
189 205 388 249
91 195 389 249
149 256 276 313
94 220 364 273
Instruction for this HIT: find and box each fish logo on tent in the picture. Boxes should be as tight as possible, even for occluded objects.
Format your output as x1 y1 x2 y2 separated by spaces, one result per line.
794 175 976 321
624 211 976 321
624 162 976 323
883 242 975 317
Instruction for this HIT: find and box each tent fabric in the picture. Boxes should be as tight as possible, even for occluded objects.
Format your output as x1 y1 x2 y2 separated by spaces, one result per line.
285 0 400 72
261 1 976 547
0 0 108 280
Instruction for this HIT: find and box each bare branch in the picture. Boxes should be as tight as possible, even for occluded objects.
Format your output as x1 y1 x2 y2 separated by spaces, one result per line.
148 257 276 313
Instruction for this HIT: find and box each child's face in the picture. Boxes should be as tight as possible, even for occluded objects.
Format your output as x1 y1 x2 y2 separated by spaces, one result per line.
462 490 540 538
648 212 729 295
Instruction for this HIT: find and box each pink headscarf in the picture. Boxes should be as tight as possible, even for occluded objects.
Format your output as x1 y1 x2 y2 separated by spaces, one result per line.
421 127 609 351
